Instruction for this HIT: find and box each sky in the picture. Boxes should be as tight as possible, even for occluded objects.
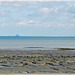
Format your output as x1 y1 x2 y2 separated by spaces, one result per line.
0 0 75 36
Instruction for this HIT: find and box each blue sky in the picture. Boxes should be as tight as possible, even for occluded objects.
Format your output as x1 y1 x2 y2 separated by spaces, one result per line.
0 1 75 36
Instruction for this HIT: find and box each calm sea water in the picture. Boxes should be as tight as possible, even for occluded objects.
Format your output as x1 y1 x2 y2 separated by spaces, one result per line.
0 36 75 50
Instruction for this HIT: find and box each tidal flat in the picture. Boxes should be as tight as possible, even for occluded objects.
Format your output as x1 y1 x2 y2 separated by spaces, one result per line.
0 49 75 74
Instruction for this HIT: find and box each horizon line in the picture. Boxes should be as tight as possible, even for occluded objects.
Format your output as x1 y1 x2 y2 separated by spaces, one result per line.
0 35 75 37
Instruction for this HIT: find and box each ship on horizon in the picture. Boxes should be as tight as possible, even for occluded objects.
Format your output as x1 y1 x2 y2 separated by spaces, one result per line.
16 34 19 37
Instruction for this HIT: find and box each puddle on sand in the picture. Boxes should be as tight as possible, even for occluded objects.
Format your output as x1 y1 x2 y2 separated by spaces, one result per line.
28 66 44 71
0 66 24 70
30 64 75 68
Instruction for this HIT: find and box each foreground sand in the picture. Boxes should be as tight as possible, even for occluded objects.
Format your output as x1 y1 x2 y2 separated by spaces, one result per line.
0 49 75 74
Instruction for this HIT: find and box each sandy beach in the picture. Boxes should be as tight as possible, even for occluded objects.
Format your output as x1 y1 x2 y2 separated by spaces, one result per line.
0 49 75 74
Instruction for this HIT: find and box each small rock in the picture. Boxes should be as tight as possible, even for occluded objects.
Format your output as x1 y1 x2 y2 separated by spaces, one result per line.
20 61 23 64
53 68 59 70
59 61 64 65
23 63 28 65
32 61 36 64
46 63 54 66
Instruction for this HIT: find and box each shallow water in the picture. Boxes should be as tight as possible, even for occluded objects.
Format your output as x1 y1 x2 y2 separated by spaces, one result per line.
0 36 75 50
0 66 24 70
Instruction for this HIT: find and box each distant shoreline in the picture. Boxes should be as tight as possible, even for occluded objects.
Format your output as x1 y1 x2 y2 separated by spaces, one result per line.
0 47 75 51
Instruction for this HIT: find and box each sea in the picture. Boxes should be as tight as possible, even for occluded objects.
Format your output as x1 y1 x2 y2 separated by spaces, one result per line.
0 36 75 50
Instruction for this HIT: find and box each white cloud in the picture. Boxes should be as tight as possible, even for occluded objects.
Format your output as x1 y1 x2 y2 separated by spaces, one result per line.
71 19 75 22
67 3 75 7
40 7 50 14
11 3 22 7
52 3 75 15
63 13 75 16
17 21 26 26
16 19 38 27
57 23 75 28
54 6 64 13
0 1 38 7
47 25 51 27
0 2 23 7
54 8 59 13
67 23 75 28
57 24 66 27
28 20 35 23
0 11 7 15
70 24 75 26
0 0 74 1
0 23 8 27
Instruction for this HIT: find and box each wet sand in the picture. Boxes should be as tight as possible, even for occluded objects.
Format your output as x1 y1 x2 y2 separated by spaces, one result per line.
0 49 75 74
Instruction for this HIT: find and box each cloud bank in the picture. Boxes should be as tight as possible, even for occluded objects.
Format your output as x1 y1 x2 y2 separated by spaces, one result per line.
0 1 75 29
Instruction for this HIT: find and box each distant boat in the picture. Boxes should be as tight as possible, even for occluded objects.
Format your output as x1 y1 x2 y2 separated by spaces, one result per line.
16 34 19 37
